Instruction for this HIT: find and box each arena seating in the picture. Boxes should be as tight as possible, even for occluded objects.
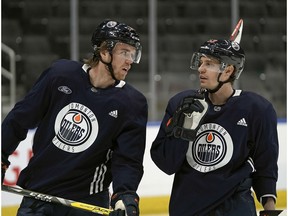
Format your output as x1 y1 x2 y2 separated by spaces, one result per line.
2 0 286 119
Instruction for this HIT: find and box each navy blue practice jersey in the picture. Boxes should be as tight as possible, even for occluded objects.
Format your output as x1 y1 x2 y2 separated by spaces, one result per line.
151 89 278 216
2 59 148 200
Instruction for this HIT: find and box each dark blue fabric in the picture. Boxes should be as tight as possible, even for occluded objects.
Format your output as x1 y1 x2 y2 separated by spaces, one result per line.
206 178 257 216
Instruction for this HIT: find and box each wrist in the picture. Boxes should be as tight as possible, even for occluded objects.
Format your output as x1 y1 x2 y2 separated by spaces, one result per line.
261 197 276 210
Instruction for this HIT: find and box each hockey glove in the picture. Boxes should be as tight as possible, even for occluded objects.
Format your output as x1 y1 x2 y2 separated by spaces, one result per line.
166 92 208 141
110 191 139 216
259 210 283 216
2 154 10 183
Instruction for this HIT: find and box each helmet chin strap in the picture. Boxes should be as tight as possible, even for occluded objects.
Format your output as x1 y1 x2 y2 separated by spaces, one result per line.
207 73 232 94
99 53 118 81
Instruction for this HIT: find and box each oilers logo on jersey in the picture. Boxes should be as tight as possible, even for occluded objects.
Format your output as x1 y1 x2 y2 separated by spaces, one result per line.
186 123 233 173
53 102 99 153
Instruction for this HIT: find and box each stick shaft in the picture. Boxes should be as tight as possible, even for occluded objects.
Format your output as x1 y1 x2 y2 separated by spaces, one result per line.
2 185 112 215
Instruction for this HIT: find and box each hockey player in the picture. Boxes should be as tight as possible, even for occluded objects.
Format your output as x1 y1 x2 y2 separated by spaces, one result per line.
150 38 279 215
2 20 147 216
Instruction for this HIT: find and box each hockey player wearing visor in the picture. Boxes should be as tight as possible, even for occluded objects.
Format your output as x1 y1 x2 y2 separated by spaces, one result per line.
151 37 279 215
2 20 147 216
190 39 245 94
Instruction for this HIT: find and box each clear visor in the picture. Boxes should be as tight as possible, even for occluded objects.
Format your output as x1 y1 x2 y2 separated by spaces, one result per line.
190 52 227 73
113 42 142 64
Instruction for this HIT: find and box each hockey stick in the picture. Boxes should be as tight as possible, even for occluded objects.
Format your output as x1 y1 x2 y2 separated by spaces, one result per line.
2 184 113 215
230 18 243 43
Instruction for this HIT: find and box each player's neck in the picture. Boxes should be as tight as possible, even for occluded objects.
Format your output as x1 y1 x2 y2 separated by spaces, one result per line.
88 66 115 89
208 84 234 105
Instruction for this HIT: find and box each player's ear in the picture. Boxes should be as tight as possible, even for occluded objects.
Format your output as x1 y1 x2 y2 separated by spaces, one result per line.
100 49 111 63
225 65 235 77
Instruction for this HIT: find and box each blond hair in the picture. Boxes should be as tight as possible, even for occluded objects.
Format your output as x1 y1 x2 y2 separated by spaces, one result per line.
83 41 108 67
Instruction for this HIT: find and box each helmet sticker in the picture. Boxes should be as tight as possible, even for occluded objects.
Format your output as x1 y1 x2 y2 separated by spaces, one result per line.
106 21 117 28
231 41 240 51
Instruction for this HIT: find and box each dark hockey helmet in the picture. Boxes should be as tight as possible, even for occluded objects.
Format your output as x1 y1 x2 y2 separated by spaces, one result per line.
91 20 142 63
190 39 245 79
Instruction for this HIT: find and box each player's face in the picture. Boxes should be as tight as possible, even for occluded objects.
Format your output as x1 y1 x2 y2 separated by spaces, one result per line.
111 43 137 80
198 56 224 89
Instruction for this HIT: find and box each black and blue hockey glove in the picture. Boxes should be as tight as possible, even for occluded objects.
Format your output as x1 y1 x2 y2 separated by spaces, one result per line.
166 92 208 141
110 191 139 216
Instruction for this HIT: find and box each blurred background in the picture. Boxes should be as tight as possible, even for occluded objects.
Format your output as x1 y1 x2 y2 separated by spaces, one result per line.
1 0 287 215
1 0 287 122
